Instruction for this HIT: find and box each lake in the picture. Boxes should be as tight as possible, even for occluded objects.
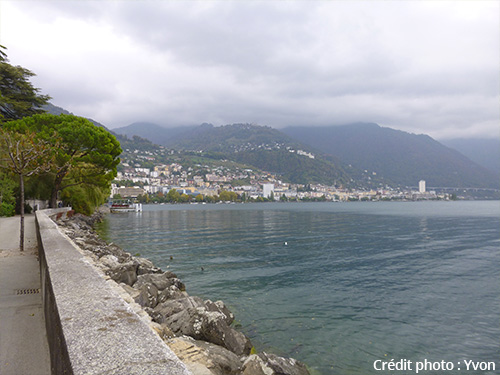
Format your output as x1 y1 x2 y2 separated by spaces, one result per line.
97 201 500 375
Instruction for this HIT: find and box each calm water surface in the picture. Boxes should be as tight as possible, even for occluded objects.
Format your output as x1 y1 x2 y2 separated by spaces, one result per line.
97 201 500 375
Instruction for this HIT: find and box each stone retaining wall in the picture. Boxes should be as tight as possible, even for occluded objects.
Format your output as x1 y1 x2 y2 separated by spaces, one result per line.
36 208 192 375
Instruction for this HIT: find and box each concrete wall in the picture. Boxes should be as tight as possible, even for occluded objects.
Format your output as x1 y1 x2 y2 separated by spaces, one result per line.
36 209 192 375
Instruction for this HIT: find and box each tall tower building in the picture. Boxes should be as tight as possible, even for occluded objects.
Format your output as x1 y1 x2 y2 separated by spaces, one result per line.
263 183 275 199
419 180 426 193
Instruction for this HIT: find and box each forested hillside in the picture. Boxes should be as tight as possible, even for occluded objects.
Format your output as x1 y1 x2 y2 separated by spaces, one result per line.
283 123 499 188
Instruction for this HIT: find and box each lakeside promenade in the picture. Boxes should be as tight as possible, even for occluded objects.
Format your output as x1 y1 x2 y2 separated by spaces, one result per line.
0 215 50 375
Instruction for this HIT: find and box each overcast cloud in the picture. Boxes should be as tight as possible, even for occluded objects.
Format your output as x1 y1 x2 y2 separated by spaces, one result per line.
1 0 498 139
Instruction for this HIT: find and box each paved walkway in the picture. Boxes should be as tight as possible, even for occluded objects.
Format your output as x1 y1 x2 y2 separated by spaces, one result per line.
0 215 51 375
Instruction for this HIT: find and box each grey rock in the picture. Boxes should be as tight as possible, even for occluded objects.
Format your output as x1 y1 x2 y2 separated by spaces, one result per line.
106 243 132 262
135 257 163 275
154 297 252 356
154 296 206 323
168 337 243 375
106 260 138 286
205 300 234 326
99 254 120 269
134 272 178 291
197 310 252 356
120 283 141 300
194 340 242 375
242 353 310 375
172 278 186 292
134 283 159 308
158 286 186 303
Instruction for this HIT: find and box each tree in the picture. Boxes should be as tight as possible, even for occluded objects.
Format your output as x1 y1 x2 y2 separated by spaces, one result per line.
0 171 16 216
0 128 55 250
219 190 238 202
179 193 191 203
166 189 180 203
61 183 110 216
3 114 122 210
0 46 50 122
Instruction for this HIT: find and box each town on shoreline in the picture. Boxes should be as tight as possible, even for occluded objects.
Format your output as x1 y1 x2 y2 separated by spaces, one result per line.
113 159 463 204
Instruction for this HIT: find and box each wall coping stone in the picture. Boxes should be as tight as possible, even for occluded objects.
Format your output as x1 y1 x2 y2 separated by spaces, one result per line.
36 209 192 375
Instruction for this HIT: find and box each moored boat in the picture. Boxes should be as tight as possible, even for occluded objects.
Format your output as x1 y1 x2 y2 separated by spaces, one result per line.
110 199 142 213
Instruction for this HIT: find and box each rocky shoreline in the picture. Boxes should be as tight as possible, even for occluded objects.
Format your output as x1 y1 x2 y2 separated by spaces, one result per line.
53 210 311 375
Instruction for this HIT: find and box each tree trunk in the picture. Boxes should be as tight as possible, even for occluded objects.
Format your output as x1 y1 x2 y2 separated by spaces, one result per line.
19 174 24 252
50 187 58 208
50 169 66 208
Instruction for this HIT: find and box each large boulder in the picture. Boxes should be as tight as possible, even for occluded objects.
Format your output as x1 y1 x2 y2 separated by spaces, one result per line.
133 271 185 292
100 255 138 286
153 297 252 356
158 286 186 303
205 300 234 325
197 309 252 356
153 296 206 324
134 272 176 291
135 257 163 275
242 353 310 375
168 337 242 375
134 283 159 308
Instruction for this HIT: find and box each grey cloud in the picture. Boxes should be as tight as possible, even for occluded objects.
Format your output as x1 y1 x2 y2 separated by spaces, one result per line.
3 0 499 139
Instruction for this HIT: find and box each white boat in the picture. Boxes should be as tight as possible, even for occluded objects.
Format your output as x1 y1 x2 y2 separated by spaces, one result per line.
110 199 143 213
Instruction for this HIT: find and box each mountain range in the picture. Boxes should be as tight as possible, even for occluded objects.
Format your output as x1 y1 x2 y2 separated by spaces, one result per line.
42 104 498 189
440 138 500 178
114 121 499 189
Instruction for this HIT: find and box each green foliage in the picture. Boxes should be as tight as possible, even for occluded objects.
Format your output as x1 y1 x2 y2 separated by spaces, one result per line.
0 201 15 217
233 149 347 186
204 195 216 203
3 114 122 212
283 123 500 189
179 193 191 203
0 171 16 216
0 45 50 122
231 178 251 186
136 194 149 204
166 188 181 203
0 127 56 249
24 173 53 201
114 133 159 153
163 123 300 153
219 190 238 202
61 183 110 216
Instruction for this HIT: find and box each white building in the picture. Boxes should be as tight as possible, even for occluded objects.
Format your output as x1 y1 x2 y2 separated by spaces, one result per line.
135 168 151 175
263 183 275 199
419 180 426 193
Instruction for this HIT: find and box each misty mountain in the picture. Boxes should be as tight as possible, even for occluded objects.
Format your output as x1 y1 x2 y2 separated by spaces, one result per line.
157 123 349 185
43 103 110 131
440 138 500 177
49 105 498 189
163 123 303 151
282 123 499 189
43 103 159 152
113 122 199 146
42 103 73 116
114 122 303 151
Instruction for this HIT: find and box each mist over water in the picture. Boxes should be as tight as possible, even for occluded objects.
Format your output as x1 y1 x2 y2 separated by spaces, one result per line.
97 201 500 375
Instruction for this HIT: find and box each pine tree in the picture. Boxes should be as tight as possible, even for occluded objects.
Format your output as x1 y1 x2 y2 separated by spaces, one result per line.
0 45 51 122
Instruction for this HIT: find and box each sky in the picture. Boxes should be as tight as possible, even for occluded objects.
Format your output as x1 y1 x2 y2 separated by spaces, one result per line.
1 1 499 139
